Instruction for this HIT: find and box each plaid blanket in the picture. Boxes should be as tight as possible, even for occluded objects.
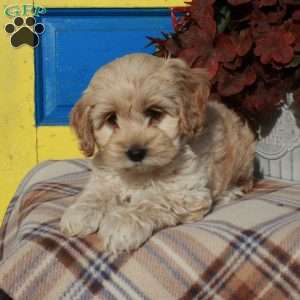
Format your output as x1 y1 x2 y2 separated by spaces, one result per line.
0 160 300 300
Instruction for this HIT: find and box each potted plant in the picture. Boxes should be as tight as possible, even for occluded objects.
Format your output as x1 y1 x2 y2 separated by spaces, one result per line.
149 0 300 181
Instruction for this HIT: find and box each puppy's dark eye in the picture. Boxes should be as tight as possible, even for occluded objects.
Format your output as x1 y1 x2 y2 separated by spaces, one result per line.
144 107 164 123
105 112 118 128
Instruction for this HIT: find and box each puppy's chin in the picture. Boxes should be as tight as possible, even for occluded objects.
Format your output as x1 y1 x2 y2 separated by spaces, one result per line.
122 163 162 174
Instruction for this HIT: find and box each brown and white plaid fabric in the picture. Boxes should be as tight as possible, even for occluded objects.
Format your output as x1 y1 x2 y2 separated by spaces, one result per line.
0 160 300 300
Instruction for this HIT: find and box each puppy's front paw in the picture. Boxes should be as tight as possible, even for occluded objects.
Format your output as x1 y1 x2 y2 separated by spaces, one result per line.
60 205 103 237
99 211 153 254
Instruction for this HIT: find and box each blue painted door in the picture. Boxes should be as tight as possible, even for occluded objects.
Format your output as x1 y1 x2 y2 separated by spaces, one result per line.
35 9 173 125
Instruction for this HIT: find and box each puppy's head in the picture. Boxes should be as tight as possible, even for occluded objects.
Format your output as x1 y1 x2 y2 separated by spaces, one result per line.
71 53 210 173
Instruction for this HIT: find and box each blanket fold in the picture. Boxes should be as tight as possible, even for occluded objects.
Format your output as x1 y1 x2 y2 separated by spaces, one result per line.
1 160 300 300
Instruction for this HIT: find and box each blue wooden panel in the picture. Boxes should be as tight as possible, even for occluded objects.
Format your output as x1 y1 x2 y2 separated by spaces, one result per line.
35 9 173 125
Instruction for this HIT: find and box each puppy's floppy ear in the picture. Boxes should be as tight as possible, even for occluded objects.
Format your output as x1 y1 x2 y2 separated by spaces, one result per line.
179 67 210 137
163 58 210 137
70 94 95 157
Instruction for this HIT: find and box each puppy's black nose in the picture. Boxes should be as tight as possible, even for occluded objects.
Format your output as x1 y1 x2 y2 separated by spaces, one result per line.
126 146 147 162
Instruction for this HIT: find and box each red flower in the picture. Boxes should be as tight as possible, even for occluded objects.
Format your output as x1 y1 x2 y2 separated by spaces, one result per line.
227 0 251 5
149 0 300 132
256 0 277 6
177 25 220 78
231 29 253 56
253 62 280 84
177 47 200 66
254 28 295 64
179 24 211 48
215 34 237 63
292 10 300 21
188 0 215 17
170 7 191 32
242 82 284 114
283 0 300 5
217 67 256 97
193 54 219 79
294 88 300 106
290 24 300 52
188 0 216 37
283 20 300 53
251 5 286 31
223 57 243 70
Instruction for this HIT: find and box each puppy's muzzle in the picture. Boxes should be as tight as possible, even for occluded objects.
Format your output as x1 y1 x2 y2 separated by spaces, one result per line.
126 146 147 162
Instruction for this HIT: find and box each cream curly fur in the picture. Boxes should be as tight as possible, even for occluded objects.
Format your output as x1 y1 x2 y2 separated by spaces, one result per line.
60 53 256 253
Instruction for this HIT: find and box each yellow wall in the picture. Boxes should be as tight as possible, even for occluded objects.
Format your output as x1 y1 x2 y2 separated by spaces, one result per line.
0 0 185 222
0 0 36 221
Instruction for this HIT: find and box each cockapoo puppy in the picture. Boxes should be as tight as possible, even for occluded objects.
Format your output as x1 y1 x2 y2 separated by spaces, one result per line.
60 53 256 253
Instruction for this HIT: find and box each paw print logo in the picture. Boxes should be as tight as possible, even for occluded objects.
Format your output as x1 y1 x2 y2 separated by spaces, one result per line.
4 16 45 48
